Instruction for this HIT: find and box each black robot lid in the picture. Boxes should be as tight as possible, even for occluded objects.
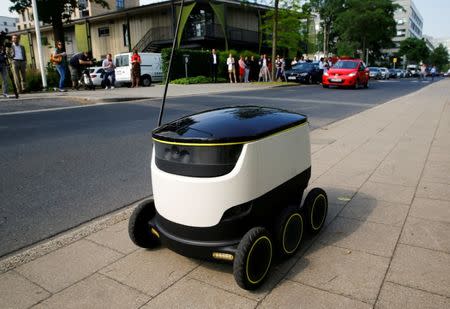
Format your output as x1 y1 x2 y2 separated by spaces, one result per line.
152 106 308 145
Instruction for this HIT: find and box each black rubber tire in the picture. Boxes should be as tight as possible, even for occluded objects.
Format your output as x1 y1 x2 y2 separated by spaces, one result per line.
303 188 328 235
274 205 304 258
233 227 273 290
308 75 313 84
128 199 160 248
364 82 368 88
141 75 152 87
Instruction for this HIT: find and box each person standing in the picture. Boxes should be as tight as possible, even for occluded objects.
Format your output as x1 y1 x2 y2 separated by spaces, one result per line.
131 49 141 88
0 45 9 97
10 35 27 93
291 57 298 66
69 51 93 90
238 56 245 82
244 56 250 83
102 53 116 89
227 53 236 83
210 48 218 83
420 63 427 81
52 41 67 92
430 65 437 82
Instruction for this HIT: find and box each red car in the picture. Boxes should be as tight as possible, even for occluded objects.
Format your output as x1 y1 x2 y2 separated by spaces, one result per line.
322 59 369 88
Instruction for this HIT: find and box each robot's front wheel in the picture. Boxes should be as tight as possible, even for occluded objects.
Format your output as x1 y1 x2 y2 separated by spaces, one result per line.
233 227 273 290
128 199 161 248
275 205 304 258
304 188 328 235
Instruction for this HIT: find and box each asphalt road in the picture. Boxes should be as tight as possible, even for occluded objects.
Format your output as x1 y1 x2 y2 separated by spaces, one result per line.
0 79 433 257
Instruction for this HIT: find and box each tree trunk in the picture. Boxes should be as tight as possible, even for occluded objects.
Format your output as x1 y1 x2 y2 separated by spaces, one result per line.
271 0 279 81
51 13 65 49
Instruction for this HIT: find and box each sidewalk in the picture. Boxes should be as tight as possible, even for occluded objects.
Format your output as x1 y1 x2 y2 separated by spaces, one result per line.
1 80 449 308
2 83 291 104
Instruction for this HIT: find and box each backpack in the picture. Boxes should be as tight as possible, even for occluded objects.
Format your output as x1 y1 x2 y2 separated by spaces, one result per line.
50 52 62 65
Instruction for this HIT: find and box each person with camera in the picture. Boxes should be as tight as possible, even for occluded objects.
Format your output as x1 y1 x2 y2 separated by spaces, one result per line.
10 35 27 94
102 53 116 90
51 41 67 92
69 50 93 90
0 45 9 98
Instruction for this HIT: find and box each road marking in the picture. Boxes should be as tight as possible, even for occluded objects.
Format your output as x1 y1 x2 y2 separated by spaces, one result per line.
0 102 120 116
207 94 369 107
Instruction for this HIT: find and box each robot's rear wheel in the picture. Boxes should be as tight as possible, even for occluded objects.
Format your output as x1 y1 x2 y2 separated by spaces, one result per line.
274 205 304 258
233 227 273 290
304 188 328 235
128 199 161 248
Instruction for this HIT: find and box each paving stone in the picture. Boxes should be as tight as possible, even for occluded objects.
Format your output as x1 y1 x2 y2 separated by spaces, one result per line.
318 217 401 257
340 197 409 227
422 161 450 184
376 282 450 309
410 197 450 223
416 181 450 201
259 280 371 309
307 184 357 206
0 271 50 309
387 244 450 297
324 203 345 226
400 216 450 254
87 220 138 255
142 277 256 309
100 248 199 296
32 274 149 309
16 239 122 293
356 181 415 205
287 243 389 304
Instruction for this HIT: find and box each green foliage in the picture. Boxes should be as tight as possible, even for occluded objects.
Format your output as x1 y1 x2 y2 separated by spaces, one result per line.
171 76 227 84
398 37 430 64
25 66 60 91
334 0 399 57
261 0 310 58
429 44 449 71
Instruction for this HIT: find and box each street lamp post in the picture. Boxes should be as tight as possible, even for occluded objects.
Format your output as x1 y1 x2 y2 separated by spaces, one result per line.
31 0 47 90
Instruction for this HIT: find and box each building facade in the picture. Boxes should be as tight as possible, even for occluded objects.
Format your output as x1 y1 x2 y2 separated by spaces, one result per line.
389 0 423 53
0 16 19 33
11 0 267 69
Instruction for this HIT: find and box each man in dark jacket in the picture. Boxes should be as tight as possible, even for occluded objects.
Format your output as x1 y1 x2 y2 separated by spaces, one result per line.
210 49 219 83
69 51 93 90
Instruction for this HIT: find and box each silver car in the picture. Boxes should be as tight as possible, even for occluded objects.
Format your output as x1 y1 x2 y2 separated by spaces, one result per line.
379 67 390 79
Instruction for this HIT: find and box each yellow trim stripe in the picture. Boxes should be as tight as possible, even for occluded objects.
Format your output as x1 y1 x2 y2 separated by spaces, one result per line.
152 122 307 147
246 236 272 285
311 194 327 230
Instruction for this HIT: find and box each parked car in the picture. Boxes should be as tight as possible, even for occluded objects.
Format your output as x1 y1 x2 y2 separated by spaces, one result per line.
88 67 105 87
407 64 420 77
388 68 397 78
379 67 390 79
114 52 162 87
368 67 382 79
444 69 450 77
395 69 405 78
322 59 369 89
285 62 322 84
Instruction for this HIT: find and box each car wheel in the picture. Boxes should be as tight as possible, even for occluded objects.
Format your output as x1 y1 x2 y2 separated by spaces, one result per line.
308 75 313 84
364 81 368 88
274 205 304 258
303 188 328 235
233 227 273 290
141 75 152 87
128 199 160 248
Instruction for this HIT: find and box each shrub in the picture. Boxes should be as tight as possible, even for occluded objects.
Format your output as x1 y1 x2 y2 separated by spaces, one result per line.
171 76 226 84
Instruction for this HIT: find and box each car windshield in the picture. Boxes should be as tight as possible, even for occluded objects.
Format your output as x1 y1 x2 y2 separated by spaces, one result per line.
333 61 358 69
369 68 378 71
292 63 313 70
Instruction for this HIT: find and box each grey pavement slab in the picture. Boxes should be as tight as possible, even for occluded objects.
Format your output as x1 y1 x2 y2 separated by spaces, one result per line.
317 216 401 257
409 197 450 223
142 277 256 309
99 248 199 297
400 216 450 254
387 244 450 297
87 220 139 255
416 181 450 201
32 273 149 309
15 239 122 293
422 161 450 185
340 197 410 227
356 181 416 205
0 271 50 309
259 280 371 309
287 243 389 304
375 282 450 309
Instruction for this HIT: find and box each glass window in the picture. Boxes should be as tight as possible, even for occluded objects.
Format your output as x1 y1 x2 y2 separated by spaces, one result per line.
116 0 124 9
333 61 358 69
98 27 110 37
115 55 129 67
122 24 129 46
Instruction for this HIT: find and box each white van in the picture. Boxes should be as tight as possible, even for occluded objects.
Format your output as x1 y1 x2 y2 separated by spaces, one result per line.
114 52 163 86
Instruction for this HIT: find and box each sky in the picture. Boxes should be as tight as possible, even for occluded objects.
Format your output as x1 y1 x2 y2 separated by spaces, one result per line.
1 0 450 38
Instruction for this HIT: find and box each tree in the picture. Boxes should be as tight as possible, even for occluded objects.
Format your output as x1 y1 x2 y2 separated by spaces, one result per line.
9 0 109 49
429 44 449 70
309 0 345 56
398 37 430 64
334 0 399 59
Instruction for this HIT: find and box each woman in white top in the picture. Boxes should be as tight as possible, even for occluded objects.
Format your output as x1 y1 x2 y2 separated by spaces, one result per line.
227 53 237 83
